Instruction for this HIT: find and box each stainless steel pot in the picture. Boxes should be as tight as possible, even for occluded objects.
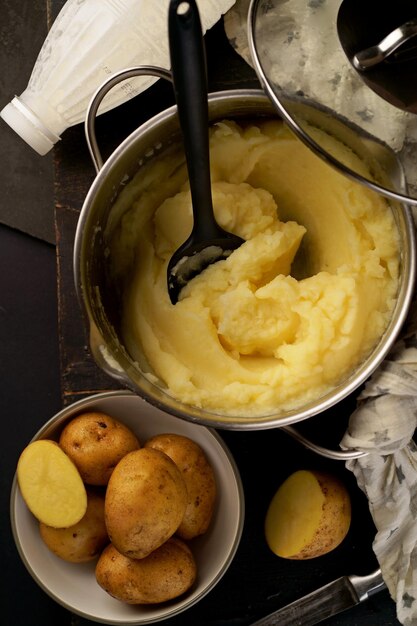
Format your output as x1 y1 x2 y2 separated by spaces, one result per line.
74 67 416 456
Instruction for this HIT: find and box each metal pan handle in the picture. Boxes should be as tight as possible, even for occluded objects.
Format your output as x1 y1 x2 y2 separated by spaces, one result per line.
281 425 368 460
84 66 172 173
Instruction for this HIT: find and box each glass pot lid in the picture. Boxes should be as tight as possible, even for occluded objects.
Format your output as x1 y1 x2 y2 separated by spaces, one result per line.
246 0 417 205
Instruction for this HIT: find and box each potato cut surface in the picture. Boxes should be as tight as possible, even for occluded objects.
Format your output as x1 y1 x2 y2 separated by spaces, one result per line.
17 439 87 528
265 469 351 559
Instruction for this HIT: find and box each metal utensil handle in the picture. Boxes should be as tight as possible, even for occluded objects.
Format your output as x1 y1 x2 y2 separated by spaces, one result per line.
250 569 384 626
281 425 368 460
348 569 385 601
84 65 172 173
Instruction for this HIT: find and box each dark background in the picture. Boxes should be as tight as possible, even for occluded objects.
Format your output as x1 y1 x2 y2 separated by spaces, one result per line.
0 1 402 624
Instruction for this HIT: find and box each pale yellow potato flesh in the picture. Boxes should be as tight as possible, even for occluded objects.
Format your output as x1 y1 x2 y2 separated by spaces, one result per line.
265 470 351 559
110 120 400 416
17 439 87 528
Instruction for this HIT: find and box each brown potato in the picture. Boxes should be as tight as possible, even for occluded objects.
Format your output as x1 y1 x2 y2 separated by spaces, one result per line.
145 433 216 539
59 412 140 485
265 469 351 559
105 448 187 559
39 489 108 562
17 439 87 528
96 538 196 604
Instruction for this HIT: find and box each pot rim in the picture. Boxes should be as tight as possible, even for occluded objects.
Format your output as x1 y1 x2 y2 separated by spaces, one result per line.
73 88 417 433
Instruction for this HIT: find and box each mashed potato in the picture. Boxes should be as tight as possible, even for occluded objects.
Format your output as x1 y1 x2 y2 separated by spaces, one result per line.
109 120 399 416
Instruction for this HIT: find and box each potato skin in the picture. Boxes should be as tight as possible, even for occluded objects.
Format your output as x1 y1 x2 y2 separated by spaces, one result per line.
59 412 140 485
95 537 196 604
40 489 108 562
264 470 351 560
290 471 351 560
145 434 216 539
105 448 187 559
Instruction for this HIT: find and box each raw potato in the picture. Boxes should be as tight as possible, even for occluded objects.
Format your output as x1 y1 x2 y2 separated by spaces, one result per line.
17 439 87 528
96 537 196 604
265 470 351 559
59 412 140 485
145 433 216 539
40 489 108 562
105 448 188 559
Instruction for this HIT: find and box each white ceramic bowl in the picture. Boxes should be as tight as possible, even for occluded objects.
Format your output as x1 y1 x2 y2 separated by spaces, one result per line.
10 391 245 624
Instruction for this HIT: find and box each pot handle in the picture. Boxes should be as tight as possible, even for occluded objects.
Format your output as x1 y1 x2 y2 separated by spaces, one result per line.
85 66 172 173
280 425 368 460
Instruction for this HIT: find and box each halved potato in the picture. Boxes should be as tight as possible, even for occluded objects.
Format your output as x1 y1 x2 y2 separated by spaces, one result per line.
17 439 87 528
265 469 351 559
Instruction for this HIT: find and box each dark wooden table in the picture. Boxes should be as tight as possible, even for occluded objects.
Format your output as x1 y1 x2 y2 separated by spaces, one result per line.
0 1 402 624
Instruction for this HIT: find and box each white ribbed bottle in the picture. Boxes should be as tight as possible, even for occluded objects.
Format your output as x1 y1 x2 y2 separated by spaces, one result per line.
0 0 235 155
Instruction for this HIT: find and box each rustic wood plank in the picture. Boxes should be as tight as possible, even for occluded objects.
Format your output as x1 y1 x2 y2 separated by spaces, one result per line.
54 201 121 407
